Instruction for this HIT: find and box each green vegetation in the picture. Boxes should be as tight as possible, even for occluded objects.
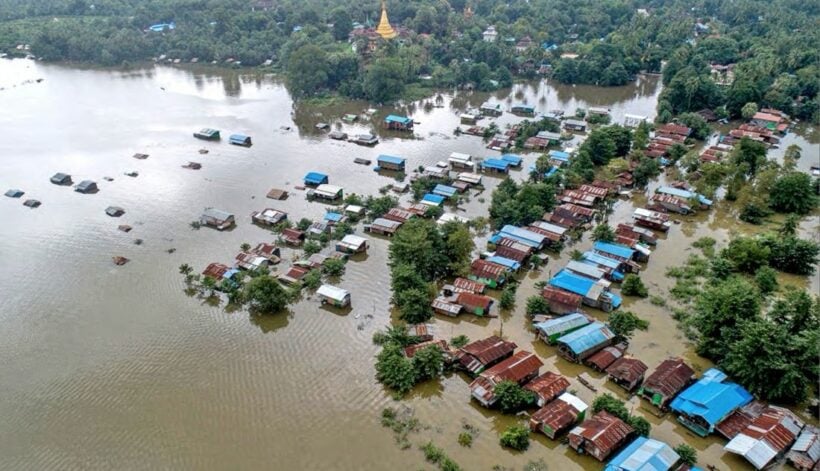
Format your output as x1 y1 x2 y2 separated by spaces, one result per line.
243 275 295 313
499 284 517 310
322 257 346 277
489 178 556 229
591 223 615 243
608 310 649 341
380 406 420 449
621 274 648 297
457 431 472 447
674 444 698 467
499 423 530 451
450 335 469 349
525 295 550 319
493 381 537 414
592 393 651 437
421 441 462 471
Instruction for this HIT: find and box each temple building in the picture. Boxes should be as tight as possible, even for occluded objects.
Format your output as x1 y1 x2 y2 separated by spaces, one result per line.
349 0 405 53
375 0 397 39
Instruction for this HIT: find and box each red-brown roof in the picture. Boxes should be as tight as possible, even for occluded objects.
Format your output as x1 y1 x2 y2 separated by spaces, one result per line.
470 259 506 280
752 111 783 123
606 357 648 386
202 262 231 280
384 207 413 223
281 228 305 242
252 242 279 258
480 350 543 384
404 339 449 358
585 346 625 371
457 336 517 372
642 357 695 403
496 244 529 262
579 184 608 198
525 225 562 241
497 237 534 254
542 287 583 309
717 401 768 440
569 411 634 460
456 292 494 312
732 406 805 458
531 396 584 435
524 371 570 404
657 123 692 136
557 203 595 217
453 277 485 294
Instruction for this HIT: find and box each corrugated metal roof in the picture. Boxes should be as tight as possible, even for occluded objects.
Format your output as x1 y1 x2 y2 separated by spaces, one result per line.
605 436 680 471
482 158 511 170
534 313 589 337
788 426 820 470
453 277 485 294
541 287 584 311
487 255 520 271
371 218 402 230
641 357 695 404
432 184 458 197
570 411 633 460
456 292 493 311
421 193 445 205
202 207 234 221
566 260 607 281
500 154 523 165
557 322 614 355
497 225 547 248
524 371 570 404
495 244 529 262
404 339 448 358
594 241 635 260
456 336 516 373
470 259 507 280
304 171 328 184
670 368 754 428
725 406 805 470
384 114 412 124
480 350 542 384
583 252 621 270
606 357 648 386
586 346 624 371
531 393 586 436
549 270 607 298
656 186 712 206
377 154 406 165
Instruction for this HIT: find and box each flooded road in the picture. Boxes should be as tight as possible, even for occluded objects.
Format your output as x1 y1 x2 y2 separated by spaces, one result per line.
0 58 815 470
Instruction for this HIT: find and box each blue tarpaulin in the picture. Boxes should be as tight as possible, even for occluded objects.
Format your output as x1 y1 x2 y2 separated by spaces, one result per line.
324 212 344 222
605 437 680 471
432 184 458 198
304 172 329 185
670 368 753 430
384 115 412 125
556 322 614 355
548 150 571 164
594 241 635 260
421 193 445 206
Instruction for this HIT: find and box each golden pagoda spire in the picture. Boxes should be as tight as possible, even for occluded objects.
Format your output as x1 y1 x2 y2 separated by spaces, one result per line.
375 0 397 39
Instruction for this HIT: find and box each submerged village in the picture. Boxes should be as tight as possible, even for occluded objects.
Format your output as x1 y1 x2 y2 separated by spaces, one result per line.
1 1 820 470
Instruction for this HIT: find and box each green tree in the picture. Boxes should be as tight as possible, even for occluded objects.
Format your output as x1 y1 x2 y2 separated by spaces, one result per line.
592 224 615 242
627 416 651 437
412 345 444 381
526 295 550 318
732 137 767 177
608 310 649 341
286 44 330 98
621 274 649 297
494 381 537 413
674 444 698 467
375 343 417 394
741 102 759 119
302 269 322 290
372 324 418 347
397 288 433 324
441 221 475 277
769 172 818 214
243 275 292 313
365 195 398 219
754 266 778 295
450 335 470 349
322 257 346 277
632 157 660 187
761 234 820 275
500 285 516 310
592 393 629 421
721 237 770 273
304 239 322 256
330 8 351 41
693 277 760 361
364 57 406 103
499 424 530 451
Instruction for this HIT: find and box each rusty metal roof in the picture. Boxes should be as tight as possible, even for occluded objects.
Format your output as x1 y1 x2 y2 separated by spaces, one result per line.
725 406 805 469
569 411 634 458
456 336 517 373
456 292 493 312
585 346 625 371
525 224 562 241
202 262 231 280
542 287 583 310
470 259 506 280
717 401 768 440
496 244 529 262
606 357 648 384
531 393 586 434
524 371 570 404
404 339 449 358
384 207 413 222
787 425 820 470
453 277 485 294
481 350 543 384
642 357 695 401
496 237 533 254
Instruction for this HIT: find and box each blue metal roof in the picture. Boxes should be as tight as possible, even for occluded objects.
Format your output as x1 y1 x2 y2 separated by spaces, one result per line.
384 114 412 124
513 104 534 111
422 193 445 205
481 158 511 171
534 313 590 337
557 322 614 355
582 252 620 270
229 134 249 140
549 270 599 297
377 154 406 165
656 186 713 206
548 150 571 162
324 212 343 222
670 368 753 428
498 225 546 248
487 256 521 271
500 154 522 165
605 437 680 471
594 241 635 260
432 184 457 198
605 292 623 309
304 172 329 185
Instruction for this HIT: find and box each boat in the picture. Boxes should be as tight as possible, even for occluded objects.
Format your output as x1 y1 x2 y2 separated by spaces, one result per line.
193 128 220 140
354 158 371 165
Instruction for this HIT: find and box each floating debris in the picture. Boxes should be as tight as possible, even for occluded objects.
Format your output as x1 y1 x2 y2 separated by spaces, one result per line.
103 176 114 182
133 238 143 245
166 248 176 254
182 161 202 170
112 256 129 266
354 158 371 165
23 199 41 208
315 122 330 130
105 206 125 217
124 170 139 177
118 224 132 232
4 189 24 198
198 148 209 154
266 188 288 200
132 153 149 160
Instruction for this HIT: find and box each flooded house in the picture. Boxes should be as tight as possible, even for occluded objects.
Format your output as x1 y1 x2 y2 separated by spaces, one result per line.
616 224 657 245
316 285 351 307
376 154 406 172
384 208 414 223
308 222 330 237
344 204 365 218
500 154 523 167
328 131 347 141
556 322 616 363
75 180 98 194
308 184 344 201
432 297 463 317
421 193 445 207
193 128 220 140
638 357 695 411
5 189 24 198
724 406 805 470
632 208 672 232
541 287 584 315
250 243 281 263
494 237 533 262
322 211 346 227
202 262 237 281
511 104 535 115
480 102 502 116
200 208 235 230
437 213 470 225
432 184 458 199
469 259 507 288
530 393 588 439
656 186 713 209
787 426 820 471
405 323 435 342
581 252 626 282
451 277 485 294
384 114 413 131
548 149 572 166
549 270 622 312
650 193 692 215
485 254 521 272
480 158 512 174
524 371 571 407
335 234 368 254
266 188 288 200
251 208 287 226
280 228 306 246
553 203 595 224
584 345 625 372
605 436 681 471
229 134 252 147
528 221 568 244
50 172 72 185
491 225 547 250
401 203 430 217
278 265 309 284
351 133 379 145
606 357 648 392
569 411 634 461
562 119 587 132
560 189 599 208
234 252 271 271
403 339 450 359
455 336 517 375
456 172 482 186
304 172 329 186
623 114 648 128
23 199 41 208
448 152 474 170
565 261 610 286
455 292 494 316
670 368 754 437
105 206 125 217
422 165 449 179
593 241 643 268
525 132 561 150
366 217 402 236
469 350 543 407
750 111 786 132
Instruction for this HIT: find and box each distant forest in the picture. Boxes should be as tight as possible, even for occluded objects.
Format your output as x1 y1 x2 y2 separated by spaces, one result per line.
0 0 817 121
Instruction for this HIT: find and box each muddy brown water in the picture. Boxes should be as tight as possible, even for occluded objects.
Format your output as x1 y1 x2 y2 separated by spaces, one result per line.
0 59 817 470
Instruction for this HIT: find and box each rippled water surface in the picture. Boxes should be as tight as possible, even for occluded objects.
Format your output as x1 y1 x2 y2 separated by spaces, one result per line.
0 59 816 470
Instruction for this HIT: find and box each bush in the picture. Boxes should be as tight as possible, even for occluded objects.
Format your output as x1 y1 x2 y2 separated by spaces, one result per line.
304 240 322 256
627 415 651 437
297 217 313 231
302 269 322 290
526 295 550 318
494 380 537 413
421 441 445 463
754 266 778 295
322 257 346 277
412 345 444 380
243 275 293 314
608 311 649 340
458 431 473 447
592 393 629 421
499 424 530 451
375 344 417 394
450 335 470 349
621 274 648 297
500 285 516 310
674 444 698 467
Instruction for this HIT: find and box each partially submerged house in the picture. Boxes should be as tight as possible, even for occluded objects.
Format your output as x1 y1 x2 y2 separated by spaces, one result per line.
491 225 547 250
534 312 590 344
511 104 535 115
530 393 588 439
403 339 449 358
670 368 754 437
455 335 517 375
366 217 402 236
281 228 306 246
234 252 271 271
448 152 474 169
193 128 220 140
202 262 237 281
251 243 281 263
604 436 681 471
569 411 634 462
585 345 625 372
469 259 507 288
406 323 435 342
524 371 571 407
469 350 542 407
452 277 485 294
638 357 695 411
376 155 406 172
563 119 587 132
304 172 329 186
556 322 615 363
5 188 24 198
278 265 309 284
456 292 494 316
309 184 344 201
549 270 622 312
384 207 414 223
432 184 458 199
421 193 445 206
335 234 369 254
105 206 125 217
606 357 648 392
581 252 626 282
50 172 72 185
229 133 252 147
724 406 805 470
316 284 351 307
540 287 584 315
251 208 287 226
75 180 98 194
384 114 414 131
787 426 820 471
480 158 511 174
200 207 235 230
351 133 379 145
633 208 672 232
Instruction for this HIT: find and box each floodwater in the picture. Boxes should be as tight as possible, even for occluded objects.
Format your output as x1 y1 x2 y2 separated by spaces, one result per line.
0 58 816 470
